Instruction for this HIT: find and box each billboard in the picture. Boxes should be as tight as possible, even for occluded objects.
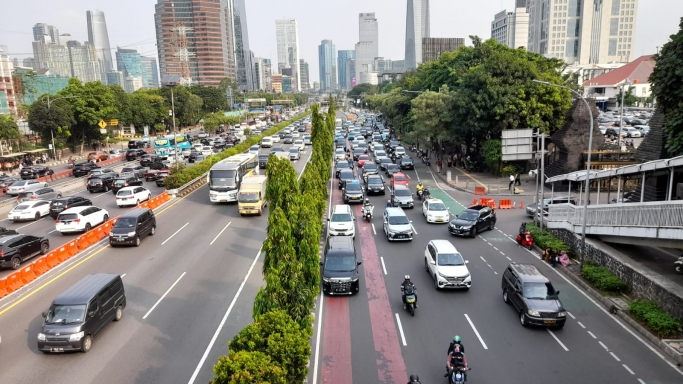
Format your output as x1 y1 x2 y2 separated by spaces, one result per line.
501 129 534 161
351 77 356 88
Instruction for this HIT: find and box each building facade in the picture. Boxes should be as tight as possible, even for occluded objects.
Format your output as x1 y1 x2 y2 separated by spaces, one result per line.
275 19 300 92
345 58 356 89
272 73 282 93
491 1 529 49
282 75 292 93
254 57 272 91
31 39 71 77
356 13 378 85
32 23 60 46
106 71 125 87
422 38 465 63
0 47 17 115
527 0 638 64
299 59 310 91
373 57 392 72
141 57 160 88
231 0 255 91
404 0 430 70
318 40 337 92
66 41 103 84
12 68 70 105
86 10 114 80
337 50 355 91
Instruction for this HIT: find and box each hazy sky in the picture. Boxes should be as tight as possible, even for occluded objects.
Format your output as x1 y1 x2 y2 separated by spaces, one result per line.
1 0 681 84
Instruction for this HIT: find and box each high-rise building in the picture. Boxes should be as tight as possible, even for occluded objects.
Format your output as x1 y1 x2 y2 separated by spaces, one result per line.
31 39 71 77
282 75 293 93
12 68 70 105
275 19 301 91
422 38 465 63
355 13 378 85
254 57 272 91
313 81 320 92
66 41 103 84
32 23 60 46
124 75 144 93
527 0 638 64
86 10 114 79
0 47 17 115
318 40 337 91
491 1 529 49
299 59 310 91
405 0 430 70
272 73 283 93
231 0 255 91
116 48 146 81
373 57 392 72
141 57 160 88
337 50 355 91
345 58 356 89
106 71 125 87
392 60 405 71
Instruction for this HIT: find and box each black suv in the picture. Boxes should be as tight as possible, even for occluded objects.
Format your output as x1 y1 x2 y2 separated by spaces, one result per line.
109 208 156 247
0 234 50 270
338 169 355 189
87 168 117 180
258 154 270 169
448 205 496 238
139 154 159 167
87 175 116 193
335 161 352 178
320 236 361 295
128 140 144 149
111 176 143 193
399 156 414 170
125 149 146 161
502 263 566 328
72 162 100 177
365 174 386 195
20 165 54 180
49 196 92 219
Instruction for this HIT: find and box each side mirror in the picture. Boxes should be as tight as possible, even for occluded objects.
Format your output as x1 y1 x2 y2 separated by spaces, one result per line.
327 218 330 221
556 291 560 295
42 311 47 318
342 188 345 192
465 260 470 264
87 311 95 318
430 259 436 265
357 261 362 266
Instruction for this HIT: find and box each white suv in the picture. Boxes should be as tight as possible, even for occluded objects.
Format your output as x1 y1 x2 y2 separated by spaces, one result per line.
328 204 356 239
424 239 471 290
56 206 110 234
116 186 151 207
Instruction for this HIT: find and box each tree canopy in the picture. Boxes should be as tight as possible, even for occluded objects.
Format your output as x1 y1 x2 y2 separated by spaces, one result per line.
0 115 22 140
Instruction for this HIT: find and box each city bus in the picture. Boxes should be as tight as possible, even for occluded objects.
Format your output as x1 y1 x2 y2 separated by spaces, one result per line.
153 134 192 156
207 153 258 203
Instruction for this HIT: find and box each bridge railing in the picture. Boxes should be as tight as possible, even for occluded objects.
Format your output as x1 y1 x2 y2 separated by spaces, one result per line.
547 200 683 229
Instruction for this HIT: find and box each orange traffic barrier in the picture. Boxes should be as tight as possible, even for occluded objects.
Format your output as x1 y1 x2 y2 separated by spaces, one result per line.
93 227 106 241
102 220 112 234
33 257 49 275
20 264 37 284
480 198 496 210
56 246 69 262
471 197 478 206
0 277 8 298
150 197 159 209
499 199 512 209
45 251 59 268
87 228 99 244
139 201 149 209
77 235 91 251
520 201 524 209
66 240 79 257
6 272 22 292
474 186 486 195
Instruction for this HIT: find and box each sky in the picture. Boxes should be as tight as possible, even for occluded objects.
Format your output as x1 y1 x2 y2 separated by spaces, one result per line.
1 0 681 84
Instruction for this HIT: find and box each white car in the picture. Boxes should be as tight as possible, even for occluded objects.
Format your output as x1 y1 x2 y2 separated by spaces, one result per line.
328 204 355 239
197 131 209 138
291 131 300 138
55 206 110 234
422 198 450 223
289 147 301 160
304 135 312 145
424 239 471 290
623 127 642 138
334 149 347 162
6 180 48 196
261 137 273 148
8 200 51 222
271 135 281 143
293 139 305 152
249 145 260 155
116 186 151 207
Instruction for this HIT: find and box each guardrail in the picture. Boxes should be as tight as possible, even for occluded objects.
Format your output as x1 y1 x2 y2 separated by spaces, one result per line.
174 173 208 197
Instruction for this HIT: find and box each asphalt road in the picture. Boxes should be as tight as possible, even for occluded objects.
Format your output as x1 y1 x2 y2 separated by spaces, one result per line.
0 122 311 383
312 133 683 384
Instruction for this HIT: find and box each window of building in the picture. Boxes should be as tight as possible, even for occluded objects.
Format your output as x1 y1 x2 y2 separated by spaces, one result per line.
608 39 618 56
612 0 621 15
610 18 619 36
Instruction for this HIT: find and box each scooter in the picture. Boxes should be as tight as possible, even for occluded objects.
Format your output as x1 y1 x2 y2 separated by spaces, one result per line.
417 188 424 200
404 287 417 317
448 366 471 384
675 255 683 275
362 205 374 222
516 231 534 250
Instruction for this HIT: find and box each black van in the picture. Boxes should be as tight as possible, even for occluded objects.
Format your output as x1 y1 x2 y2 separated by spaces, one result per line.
501 263 566 328
37 273 126 353
109 208 156 247
320 236 361 295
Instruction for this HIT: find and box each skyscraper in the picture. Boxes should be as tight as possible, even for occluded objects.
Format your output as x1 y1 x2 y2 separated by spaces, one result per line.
66 41 103 84
141 57 160 88
422 38 465 63
275 19 301 91
491 1 529 49
0 47 17 116
32 23 60 45
254 57 272 91
355 13 378 85
231 0 255 91
86 10 114 79
405 0 430 70
345 59 356 89
299 59 310 91
527 0 637 64
318 40 337 92
116 48 146 91
337 50 355 91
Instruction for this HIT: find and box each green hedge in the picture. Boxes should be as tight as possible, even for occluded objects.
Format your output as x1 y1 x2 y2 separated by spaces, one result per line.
629 300 681 338
524 223 571 255
163 112 312 189
582 261 627 293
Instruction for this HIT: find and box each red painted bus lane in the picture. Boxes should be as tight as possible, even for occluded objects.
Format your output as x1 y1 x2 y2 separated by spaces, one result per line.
321 297 353 384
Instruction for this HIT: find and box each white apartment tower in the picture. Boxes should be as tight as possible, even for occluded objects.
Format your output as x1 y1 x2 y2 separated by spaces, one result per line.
491 0 529 49
527 0 638 64
355 13 378 85
275 19 301 92
405 0 430 70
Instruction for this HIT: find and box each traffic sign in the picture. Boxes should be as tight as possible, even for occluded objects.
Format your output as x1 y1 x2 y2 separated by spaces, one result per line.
106 119 119 126
169 109 173 116
98 120 107 129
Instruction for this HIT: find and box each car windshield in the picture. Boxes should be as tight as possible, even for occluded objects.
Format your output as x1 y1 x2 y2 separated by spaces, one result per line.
114 179 128 185
45 304 86 325
117 190 133 196
458 211 478 221
346 183 361 192
394 189 411 197
337 162 349 169
376 151 386 157
340 171 353 180
381 158 391 164
429 203 447 211
331 213 352 222
394 176 406 182
325 255 357 272
13 181 28 187
438 253 465 266
402 158 413 163
388 165 399 170
238 192 260 202
364 164 377 171
272 148 283 152
390 141 399 146
114 217 136 228
289 148 298 153
14 204 30 211
354 149 364 154
368 178 382 185
388 215 410 225
58 213 79 221
523 282 557 300
210 170 236 188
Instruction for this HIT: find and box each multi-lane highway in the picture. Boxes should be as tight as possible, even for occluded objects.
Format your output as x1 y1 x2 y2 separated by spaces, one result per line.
0 122 312 384
312 122 683 384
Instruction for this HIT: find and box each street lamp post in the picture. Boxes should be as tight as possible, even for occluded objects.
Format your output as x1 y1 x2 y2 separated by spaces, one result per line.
161 75 182 166
618 79 633 142
533 80 594 271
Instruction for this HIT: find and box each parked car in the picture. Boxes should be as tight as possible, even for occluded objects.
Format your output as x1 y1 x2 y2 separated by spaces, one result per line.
111 176 143 194
449 205 496 237
72 162 100 177
49 197 92 219
20 165 54 180
6 180 48 196
87 151 109 162
55 206 109 234
8 200 51 222
0 233 49 270
16 188 61 203
502 263 566 328
115 186 151 207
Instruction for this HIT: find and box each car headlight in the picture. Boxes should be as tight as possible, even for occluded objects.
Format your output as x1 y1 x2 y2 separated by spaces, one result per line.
69 331 84 341
438 272 450 279
350 277 359 282
322 277 331 283
528 309 540 317
462 226 472 230
557 311 567 317
37 333 46 341
127 231 136 237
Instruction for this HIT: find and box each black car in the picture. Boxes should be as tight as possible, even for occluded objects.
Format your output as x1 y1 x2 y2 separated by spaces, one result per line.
502 263 566 328
72 162 100 177
321 236 361 295
49 196 92 219
342 180 364 204
0 177 21 192
0 234 50 270
365 174 386 195
385 164 400 178
399 156 414 170
448 205 496 238
87 175 116 193
155 172 170 187
147 159 168 171
278 131 287 139
361 163 379 180
120 165 146 179
139 154 159 167
20 165 54 180
379 158 393 171
352 148 365 161
111 176 143 193
125 149 146 161
188 151 201 163
0 227 18 236
335 161 352 178
258 154 270 169
338 169 355 189
128 140 145 149
271 146 285 153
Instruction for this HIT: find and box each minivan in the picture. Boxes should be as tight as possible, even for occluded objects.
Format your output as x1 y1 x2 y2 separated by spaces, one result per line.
109 208 156 247
37 273 126 353
383 207 414 241
328 204 356 239
501 263 566 328
321 236 362 295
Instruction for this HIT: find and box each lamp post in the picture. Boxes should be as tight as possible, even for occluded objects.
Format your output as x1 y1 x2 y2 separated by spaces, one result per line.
533 80 594 271
161 75 182 166
618 79 634 142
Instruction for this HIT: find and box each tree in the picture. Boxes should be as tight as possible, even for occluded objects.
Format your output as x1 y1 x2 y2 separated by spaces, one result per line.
27 97 75 149
347 83 377 100
189 85 228 113
159 86 204 127
0 115 22 140
410 86 454 153
615 87 639 107
264 155 300 217
57 79 118 149
212 350 287 384
129 89 167 129
108 84 133 126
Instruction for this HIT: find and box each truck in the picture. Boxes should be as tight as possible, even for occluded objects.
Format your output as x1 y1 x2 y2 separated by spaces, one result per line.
237 175 267 216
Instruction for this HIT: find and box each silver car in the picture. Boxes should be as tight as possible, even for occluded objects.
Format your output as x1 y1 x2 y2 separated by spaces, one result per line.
16 187 62 204
390 185 415 208
6 180 48 196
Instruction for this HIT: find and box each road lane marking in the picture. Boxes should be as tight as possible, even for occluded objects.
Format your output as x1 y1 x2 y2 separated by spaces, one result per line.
372 223 376 235
187 247 263 384
637 378 646 383
493 246 498 251
599 341 609 351
380 257 387 275
16 217 46 229
410 224 418 235
480 256 487 263
47 229 57 234
209 222 232 245
588 331 597 339
623 365 635 375
395 313 407 346
161 222 189 245
506 256 512 261
142 272 186 320
93 192 109 199
567 311 576 319
610 352 621 362
464 314 488 350
547 329 568 351
312 291 325 384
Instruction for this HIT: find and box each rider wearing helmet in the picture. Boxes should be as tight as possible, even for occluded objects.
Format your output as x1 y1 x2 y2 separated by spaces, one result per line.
448 335 465 355
400 275 418 309
407 374 421 384
422 186 431 200
446 345 469 380
416 181 424 192
362 198 373 216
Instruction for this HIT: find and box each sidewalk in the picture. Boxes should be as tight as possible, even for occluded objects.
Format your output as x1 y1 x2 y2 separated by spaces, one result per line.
428 162 539 196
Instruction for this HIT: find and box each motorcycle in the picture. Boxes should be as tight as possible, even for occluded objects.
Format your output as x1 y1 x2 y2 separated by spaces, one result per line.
675 255 683 275
67 159 75 169
417 188 424 200
516 231 534 250
404 287 417 316
448 366 471 384
422 156 431 166
362 205 374 222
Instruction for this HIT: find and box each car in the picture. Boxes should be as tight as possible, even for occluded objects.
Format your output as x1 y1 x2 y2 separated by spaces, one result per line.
261 137 273 148
16 187 62 203
0 177 20 193
335 161 352 178
338 169 355 189
55 206 110 234
49 196 92 219
120 165 146 179
155 172 169 187
293 140 305 151
361 162 379 180
622 127 641 138
334 148 347 162
125 149 146 161
200 146 213 156
352 148 365 161
288 147 301 160
342 180 364 204
20 165 54 180
357 154 372 168
87 175 116 193
328 204 355 239
87 168 117 180
365 174 386 195
383 207 413 242
188 150 202 163
390 172 410 189
6 179 48 196
399 156 414 170
425 239 471 290
0 234 49 270
321 236 361 295
449 205 496 237
391 146 406 160
109 149 124 157
72 162 100 177
422 198 451 223
271 135 281 143
379 157 393 171
304 134 312 145
139 154 159 167
502 263 566 328
385 164 400 178
271 146 285 153
8 200 51 222
283 134 294 144
111 176 143 194
197 130 209 139
390 185 414 208
87 151 109 162
128 140 146 149
144 168 169 181
526 196 576 217
115 186 151 207
291 131 300 138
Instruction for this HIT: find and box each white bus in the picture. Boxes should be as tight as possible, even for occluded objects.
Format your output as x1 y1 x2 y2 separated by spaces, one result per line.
208 153 258 203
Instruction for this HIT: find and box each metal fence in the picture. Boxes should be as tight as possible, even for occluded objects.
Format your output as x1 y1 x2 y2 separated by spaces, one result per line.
547 201 683 229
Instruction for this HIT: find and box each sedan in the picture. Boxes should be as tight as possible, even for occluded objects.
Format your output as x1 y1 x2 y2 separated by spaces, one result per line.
115 186 151 207
87 168 117 179
0 234 49 270
391 173 410 189
399 156 414 170
271 135 281 143
8 200 51 222
422 198 450 223
121 165 146 179
375 151 387 163
0 177 20 192
16 187 61 203
385 164 400 178
289 148 301 161
7 180 47 196
111 177 143 193
293 140 305 152
357 154 372 168
20 165 54 180
379 157 393 171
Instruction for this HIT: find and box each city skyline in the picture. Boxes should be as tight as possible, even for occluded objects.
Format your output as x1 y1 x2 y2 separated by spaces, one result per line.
1 0 681 86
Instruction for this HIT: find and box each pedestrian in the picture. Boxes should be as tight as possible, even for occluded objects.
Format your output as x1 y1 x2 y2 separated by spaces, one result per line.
515 173 521 186
437 159 442 173
447 155 452 168
558 250 570 266
509 174 515 190
543 248 552 263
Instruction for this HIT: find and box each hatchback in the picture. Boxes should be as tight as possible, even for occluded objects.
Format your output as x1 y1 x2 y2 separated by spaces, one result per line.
56 206 110 234
425 240 471 290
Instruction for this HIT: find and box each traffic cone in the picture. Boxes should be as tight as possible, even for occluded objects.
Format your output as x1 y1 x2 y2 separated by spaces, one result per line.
513 201 516 209
519 201 524 209
472 197 477 206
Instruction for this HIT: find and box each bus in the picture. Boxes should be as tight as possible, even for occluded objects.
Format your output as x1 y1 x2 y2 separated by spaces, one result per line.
207 153 258 203
153 134 192 156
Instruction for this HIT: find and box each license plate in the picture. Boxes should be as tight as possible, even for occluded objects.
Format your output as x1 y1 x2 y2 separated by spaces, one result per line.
436 218 443 222
406 295 416 303
396 235 406 239
50 348 64 352
543 319 556 324
220 200 227 202
116 238 125 242
335 288 346 293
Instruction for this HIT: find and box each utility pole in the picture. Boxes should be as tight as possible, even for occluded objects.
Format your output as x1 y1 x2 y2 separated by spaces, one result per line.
539 132 546 232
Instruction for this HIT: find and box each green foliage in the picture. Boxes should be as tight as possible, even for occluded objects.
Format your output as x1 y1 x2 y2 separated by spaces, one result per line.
482 139 502 175
212 350 287 384
27 97 75 149
347 83 377 100
0 115 22 140
629 300 681 338
524 223 571 255
615 87 639 107
581 262 627 293
649 17 683 156
58 78 118 143
501 163 525 177
188 85 228 113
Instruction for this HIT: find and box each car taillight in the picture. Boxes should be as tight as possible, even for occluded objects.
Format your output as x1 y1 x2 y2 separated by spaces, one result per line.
74 219 80 223
55 220 59 223
0 250 4 256
30 196 36 200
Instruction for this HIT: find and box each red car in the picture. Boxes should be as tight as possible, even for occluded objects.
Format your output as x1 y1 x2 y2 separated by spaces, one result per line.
87 151 109 162
391 172 410 188
357 154 372 168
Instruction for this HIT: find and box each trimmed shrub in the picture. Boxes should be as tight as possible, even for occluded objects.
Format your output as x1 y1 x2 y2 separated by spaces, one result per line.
581 262 627 293
212 350 287 384
629 300 681 338
524 223 571 255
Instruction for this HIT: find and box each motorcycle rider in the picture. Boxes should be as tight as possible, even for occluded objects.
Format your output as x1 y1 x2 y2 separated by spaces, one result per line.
386 199 393 208
445 346 469 381
422 187 431 200
447 335 465 355
407 374 421 384
400 275 418 309
362 198 374 218
416 182 424 197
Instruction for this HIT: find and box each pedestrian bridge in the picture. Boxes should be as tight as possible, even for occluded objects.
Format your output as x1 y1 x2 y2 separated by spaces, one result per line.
546 201 683 248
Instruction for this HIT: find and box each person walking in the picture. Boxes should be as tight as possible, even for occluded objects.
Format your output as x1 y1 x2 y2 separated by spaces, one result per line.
509 174 515 190
437 159 442 173
447 155 452 168
515 173 521 186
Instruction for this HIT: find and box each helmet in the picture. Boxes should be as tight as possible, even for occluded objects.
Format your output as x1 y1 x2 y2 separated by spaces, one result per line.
404 275 411 281
409 374 420 381
418 181 422 185
365 198 370 204
453 335 461 343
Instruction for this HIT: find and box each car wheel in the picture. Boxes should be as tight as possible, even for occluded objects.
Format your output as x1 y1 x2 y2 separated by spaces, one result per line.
85 223 92 232
104 185 109 192
489 221 496 231
424 258 429 272
114 305 123 321
433 275 440 290
34 212 40 220
134 236 141 247
136 199 140 206
470 227 477 238
81 335 92 353
10 256 21 270
503 289 510 304
41 243 49 255
150 226 156 236
103 214 109 223
520 312 528 327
